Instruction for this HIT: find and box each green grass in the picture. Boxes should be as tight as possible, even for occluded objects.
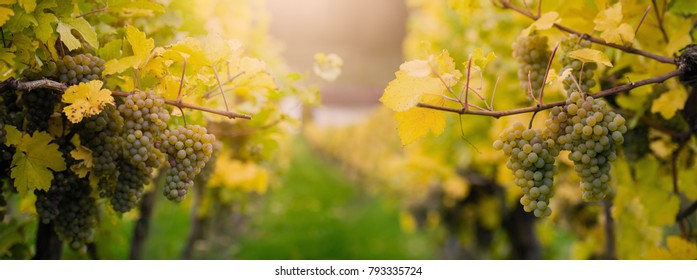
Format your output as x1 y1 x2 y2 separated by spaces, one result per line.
233 137 436 259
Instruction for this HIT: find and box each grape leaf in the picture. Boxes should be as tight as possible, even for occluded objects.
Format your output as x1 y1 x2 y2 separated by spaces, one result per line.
593 3 634 45
643 236 697 259
393 95 446 145
34 11 57 42
471 48 496 71
651 86 687 119
399 59 430 78
62 17 99 49
380 70 445 112
18 0 35 13
127 25 153 62
70 135 93 178
668 0 697 15
103 26 153 75
4 126 67 195
107 0 165 16
0 6 13 27
62 80 115 123
56 21 82 51
521 12 560 36
568 48 613 67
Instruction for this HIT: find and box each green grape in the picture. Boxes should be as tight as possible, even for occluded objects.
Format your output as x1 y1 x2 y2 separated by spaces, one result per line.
110 160 149 213
118 90 170 173
512 34 550 97
160 125 216 202
546 92 626 201
78 105 124 198
22 89 59 134
53 53 105 85
494 122 558 217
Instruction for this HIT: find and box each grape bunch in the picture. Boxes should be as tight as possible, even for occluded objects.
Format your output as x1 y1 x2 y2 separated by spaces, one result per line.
512 34 551 97
78 105 124 192
53 179 97 251
21 90 58 133
546 92 626 201
160 125 216 202
110 160 150 212
118 90 171 173
559 35 597 94
45 53 105 85
493 122 559 217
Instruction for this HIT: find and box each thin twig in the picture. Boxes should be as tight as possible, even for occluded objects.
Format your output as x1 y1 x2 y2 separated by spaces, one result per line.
0 78 252 120
539 42 559 105
76 7 108 18
499 0 675 64
416 69 683 117
176 59 188 125
650 0 670 43
464 56 473 111
634 6 651 41
489 76 500 110
211 65 231 113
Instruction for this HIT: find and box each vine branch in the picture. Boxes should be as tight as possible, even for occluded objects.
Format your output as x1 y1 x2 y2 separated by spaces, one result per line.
0 78 252 120
416 69 683 117
498 0 676 64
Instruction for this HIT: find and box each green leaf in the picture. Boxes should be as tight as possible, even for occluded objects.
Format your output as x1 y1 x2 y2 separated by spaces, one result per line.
56 21 81 51
6 129 67 195
18 0 36 13
99 39 123 61
34 11 57 42
61 17 99 49
668 0 697 15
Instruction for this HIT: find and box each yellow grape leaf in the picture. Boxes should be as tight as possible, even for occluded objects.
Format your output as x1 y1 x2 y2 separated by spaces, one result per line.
103 56 139 75
651 86 687 119
533 12 560 30
594 3 634 45
126 25 153 62
521 12 560 37
399 59 430 78
568 48 613 67
643 236 697 259
471 48 496 71
62 80 114 123
381 70 445 112
70 145 93 178
313 52 343 81
103 26 153 75
61 18 98 49
594 3 623 31
164 37 210 66
19 0 35 13
5 127 66 195
35 11 57 42
56 21 82 51
0 7 13 27
430 50 460 81
393 95 446 145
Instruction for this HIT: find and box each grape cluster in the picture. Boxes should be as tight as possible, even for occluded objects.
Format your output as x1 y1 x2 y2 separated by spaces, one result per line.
559 35 597 94
110 160 149 212
118 90 170 172
79 105 124 183
45 54 105 85
546 92 626 201
34 171 80 224
21 90 58 133
160 125 216 202
493 123 559 217
512 35 550 96
53 179 97 251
